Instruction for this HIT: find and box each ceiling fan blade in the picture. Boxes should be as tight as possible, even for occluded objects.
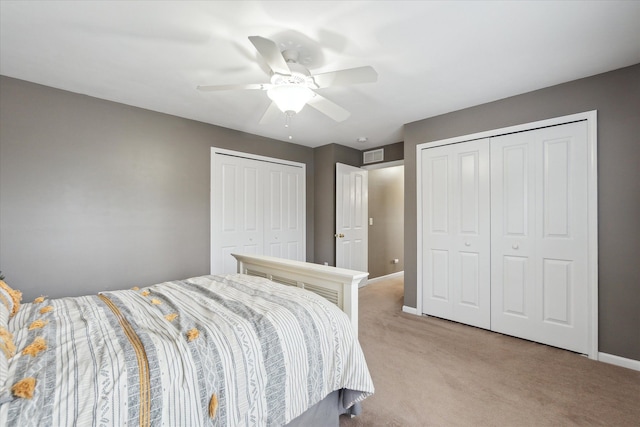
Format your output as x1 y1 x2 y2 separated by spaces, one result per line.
306 93 351 122
197 83 270 92
311 66 378 89
259 102 283 125
248 36 290 76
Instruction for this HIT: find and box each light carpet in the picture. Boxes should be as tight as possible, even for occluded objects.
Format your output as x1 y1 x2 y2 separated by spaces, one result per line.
340 276 640 426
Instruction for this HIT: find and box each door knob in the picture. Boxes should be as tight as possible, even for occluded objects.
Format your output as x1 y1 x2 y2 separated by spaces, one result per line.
465 241 471 247
512 243 519 250
335 233 345 238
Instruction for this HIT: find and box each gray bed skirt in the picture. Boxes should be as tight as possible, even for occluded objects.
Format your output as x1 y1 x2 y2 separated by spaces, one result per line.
285 389 363 426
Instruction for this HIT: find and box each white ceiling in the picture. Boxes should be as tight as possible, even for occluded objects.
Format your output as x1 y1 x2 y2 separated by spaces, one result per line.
1 1 639 149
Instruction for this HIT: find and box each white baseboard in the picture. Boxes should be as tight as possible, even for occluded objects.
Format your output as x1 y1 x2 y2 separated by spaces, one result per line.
361 271 404 287
598 352 640 371
402 305 418 315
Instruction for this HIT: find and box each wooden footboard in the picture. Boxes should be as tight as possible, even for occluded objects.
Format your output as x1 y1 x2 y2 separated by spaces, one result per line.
232 253 368 336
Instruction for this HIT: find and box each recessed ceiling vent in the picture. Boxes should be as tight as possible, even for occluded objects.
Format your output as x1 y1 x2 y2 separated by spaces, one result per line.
363 148 384 164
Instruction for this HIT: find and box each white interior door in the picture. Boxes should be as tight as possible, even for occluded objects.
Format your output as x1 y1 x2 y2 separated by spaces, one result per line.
491 121 590 354
420 139 491 329
211 155 263 274
263 162 305 261
335 163 368 272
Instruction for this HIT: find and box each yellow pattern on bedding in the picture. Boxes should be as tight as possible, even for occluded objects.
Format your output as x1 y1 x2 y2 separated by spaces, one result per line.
98 294 152 427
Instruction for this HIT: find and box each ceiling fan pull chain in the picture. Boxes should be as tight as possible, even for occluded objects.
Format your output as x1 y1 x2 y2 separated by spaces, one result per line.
285 111 294 140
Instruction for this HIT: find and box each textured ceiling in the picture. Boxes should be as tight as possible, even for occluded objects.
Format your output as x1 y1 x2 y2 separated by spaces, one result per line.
1 1 639 149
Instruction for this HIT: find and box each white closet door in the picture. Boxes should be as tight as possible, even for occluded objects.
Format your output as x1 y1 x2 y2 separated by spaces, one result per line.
211 155 264 274
212 151 306 274
263 163 305 261
491 121 589 353
421 139 491 329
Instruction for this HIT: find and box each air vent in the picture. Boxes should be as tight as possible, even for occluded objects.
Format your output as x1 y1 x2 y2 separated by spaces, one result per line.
363 148 384 164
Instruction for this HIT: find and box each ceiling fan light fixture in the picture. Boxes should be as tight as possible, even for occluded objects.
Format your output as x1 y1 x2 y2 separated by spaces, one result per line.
267 84 314 114
198 36 376 123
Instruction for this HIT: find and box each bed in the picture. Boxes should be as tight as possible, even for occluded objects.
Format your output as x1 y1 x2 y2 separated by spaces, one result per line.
0 254 374 426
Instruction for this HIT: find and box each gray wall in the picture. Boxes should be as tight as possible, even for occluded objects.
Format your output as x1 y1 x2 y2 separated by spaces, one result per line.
312 143 361 266
0 76 314 300
404 63 640 361
367 165 404 278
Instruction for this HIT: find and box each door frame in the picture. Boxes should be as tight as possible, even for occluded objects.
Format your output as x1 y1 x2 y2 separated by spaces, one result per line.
415 110 598 359
210 148 306 272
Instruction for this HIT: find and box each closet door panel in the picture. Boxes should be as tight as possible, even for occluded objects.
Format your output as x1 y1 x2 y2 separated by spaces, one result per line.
452 142 490 328
264 168 284 260
492 122 589 354
491 133 536 335
212 156 264 274
502 255 529 317
430 249 450 302
503 144 529 236
267 169 283 232
427 153 451 304
421 140 490 328
422 148 455 318
542 258 572 325
459 252 480 307
458 151 481 234
430 155 450 233
264 163 305 262
543 139 570 237
285 166 305 262
535 123 589 352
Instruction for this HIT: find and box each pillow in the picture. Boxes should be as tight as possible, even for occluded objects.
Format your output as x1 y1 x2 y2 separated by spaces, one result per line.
0 301 8 330
0 286 12 328
0 326 14 400
0 279 22 322
0 346 7 402
0 327 16 358
0 278 21 402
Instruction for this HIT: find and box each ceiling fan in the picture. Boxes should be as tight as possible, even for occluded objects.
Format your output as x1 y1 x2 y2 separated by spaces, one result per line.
197 36 378 124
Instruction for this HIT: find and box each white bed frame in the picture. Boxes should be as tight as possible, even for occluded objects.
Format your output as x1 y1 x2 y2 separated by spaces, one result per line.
233 253 368 336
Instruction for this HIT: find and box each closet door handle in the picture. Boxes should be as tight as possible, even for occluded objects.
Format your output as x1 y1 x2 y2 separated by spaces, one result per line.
465 241 471 247
512 243 519 250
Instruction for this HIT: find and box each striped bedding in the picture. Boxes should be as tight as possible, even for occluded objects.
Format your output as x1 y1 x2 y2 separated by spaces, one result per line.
1 274 374 426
